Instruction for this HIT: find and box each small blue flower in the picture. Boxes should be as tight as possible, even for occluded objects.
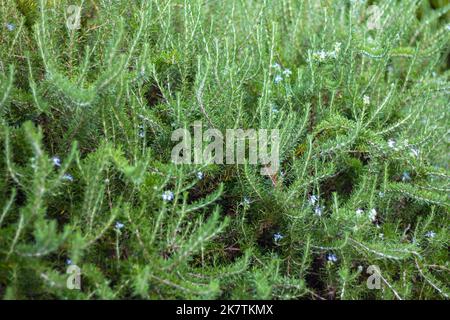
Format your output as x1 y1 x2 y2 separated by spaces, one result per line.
327 253 338 263
138 125 145 138
425 231 436 239
388 139 398 151
162 190 174 201
387 139 396 149
66 259 72 265
62 174 73 182
52 156 61 167
6 23 15 31
363 95 370 105
315 50 327 61
139 67 146 77
402 171 411 182
273 232 284 242
355 208 364 217
282 69 292 77
334 42 342 54
271 106 279 114
309 195 318 206
314 206 323 216
272 63 281 69
115 221 125 230
274 75 283 84
196 171 204 180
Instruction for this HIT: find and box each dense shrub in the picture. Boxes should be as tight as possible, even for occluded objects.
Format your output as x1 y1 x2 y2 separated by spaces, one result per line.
0 0 449 299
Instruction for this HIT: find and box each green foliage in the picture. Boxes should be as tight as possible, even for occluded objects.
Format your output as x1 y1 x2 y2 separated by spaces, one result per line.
0 0 449 299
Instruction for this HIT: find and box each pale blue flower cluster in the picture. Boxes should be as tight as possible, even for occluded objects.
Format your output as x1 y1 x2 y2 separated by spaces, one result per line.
162 190 174 201
311 42 342 62
272 62 291 84
308 195 324 216
327 253 338 263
